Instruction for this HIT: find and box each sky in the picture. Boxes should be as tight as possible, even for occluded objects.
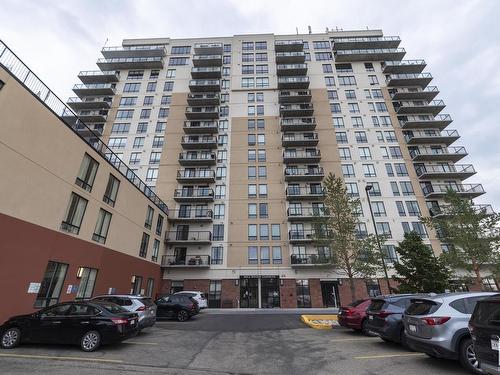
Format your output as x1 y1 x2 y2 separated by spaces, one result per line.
2 0 500 209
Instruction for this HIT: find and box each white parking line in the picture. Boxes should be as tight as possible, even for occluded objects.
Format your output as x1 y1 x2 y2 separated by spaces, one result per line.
123 341 158 345
0 353 123 363
354 353 426 360
330 337 381 342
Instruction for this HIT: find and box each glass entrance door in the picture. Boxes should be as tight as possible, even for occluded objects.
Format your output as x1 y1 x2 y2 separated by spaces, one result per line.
240 277 259 308
261 277 280 308
320 281 340 308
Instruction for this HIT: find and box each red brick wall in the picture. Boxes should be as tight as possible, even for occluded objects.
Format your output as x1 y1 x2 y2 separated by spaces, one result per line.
309 278 323 308
221 279 239 308
280 279 297 308
380 278 400 295
159 279 172 296
184 279 210 295
338 278 368 306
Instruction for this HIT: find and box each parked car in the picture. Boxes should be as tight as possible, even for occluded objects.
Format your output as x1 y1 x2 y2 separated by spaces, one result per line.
155 294 199 321
403 292 497 374
174 291 208 309
0 300 138 352
91 295 156 330
366 294 417 347
469 294 500 375
338 298 372 334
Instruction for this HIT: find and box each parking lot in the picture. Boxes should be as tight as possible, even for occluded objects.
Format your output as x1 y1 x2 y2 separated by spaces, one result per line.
1 313 470 375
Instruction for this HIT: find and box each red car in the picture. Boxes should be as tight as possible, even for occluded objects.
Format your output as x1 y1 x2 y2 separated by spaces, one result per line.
338 298 372 334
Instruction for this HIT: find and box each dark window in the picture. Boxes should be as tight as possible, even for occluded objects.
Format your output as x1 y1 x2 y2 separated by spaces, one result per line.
34 261 68 308
156 214 164 236
208 280 222 308
296 280 311 308
131 276 143 294
75 267 98 300
139 233 150 258
0 79 4 90
61 193 88 234
92 209 112 244
75 153 99 192
103 174 120 206
145 206 154 229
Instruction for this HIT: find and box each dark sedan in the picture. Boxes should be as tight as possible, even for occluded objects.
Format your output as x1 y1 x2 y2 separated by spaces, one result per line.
0 300 139 351
155 295 199 321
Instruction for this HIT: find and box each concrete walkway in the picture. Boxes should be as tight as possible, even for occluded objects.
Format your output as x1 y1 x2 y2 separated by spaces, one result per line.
203 308 339 314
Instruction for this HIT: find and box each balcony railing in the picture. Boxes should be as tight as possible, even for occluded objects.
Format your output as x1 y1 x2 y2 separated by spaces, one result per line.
332 36 401 50
283 149 321 162
183 120 219 134
394 100 445 115
276 63 308 75
279 90 312 103
284 167 324 180
174 188 214 201
287 206 328 219
286 186 325 199
291 254 332 266
191 66 222 78
382 59 426 74
280 117 316 131
162 255 211 268
101 45 166 58
422 183 485 198
72 83 116 96
0 40 168 215
178 152 216 165
67 96 112 109
176 169 215 180
77 70 119 83
390 86 439 101
187 93 220 106
194 42 223 55
96 57 164 69
181 136 218 149
282 133 319 146
192 55 223 67
275 52 306 63
189 79 221 91
386 73 433 88
278 76 310 89
185 106 220 119
399 114 453 130
165 231 212 243
333 48 406 62
415 164 476 179
404 129 459 145
168 209 213 221
409 146 467 161
275 40 304 52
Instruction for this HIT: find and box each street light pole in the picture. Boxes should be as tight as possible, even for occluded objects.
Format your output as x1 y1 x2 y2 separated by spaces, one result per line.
364 185 392 294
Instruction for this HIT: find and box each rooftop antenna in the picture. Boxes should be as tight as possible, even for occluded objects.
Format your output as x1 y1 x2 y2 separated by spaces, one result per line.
296 27 299 35
308 25 312 34
325 27 329 33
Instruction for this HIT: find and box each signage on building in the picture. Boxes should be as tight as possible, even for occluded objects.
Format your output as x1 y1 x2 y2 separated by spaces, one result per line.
27 282 41 294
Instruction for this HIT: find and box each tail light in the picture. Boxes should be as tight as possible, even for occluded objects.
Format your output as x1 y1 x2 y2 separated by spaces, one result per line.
188 303 195 309
343 308 355 316
378 311 395 319
421 316 450 326
136 305 146 312
111 318 128 325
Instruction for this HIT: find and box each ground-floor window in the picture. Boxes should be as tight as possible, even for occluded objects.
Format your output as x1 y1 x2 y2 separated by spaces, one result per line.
296 279 311 308
35 261 68 308
170 280 184 294
131 275 143 294
365 279 381 298
146 278 155 297
209 280 222 308
482 277 499 291
449 280 470 292
76 267 98 300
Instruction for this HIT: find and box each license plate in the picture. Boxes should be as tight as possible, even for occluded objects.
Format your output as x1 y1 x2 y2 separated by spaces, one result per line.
492 339 499 351
408 324 417 333
130 319 136 325
369 315 373 320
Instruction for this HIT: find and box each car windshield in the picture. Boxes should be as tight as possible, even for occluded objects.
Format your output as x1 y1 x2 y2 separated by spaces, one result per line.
471 300 500 324
406 299 440 315
94 301 128 314
369 299 387 311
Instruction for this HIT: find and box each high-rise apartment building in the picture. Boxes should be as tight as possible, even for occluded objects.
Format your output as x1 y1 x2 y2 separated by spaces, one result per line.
1 28 495 317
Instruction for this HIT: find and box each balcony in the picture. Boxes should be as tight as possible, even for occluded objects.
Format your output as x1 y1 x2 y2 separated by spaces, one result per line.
422 184 485 199
275 51 306 64
399 114 453 130
191 66 222 79
386 73 433 88
288 230 315 243
279 90 312 103
283 149 321 163
333 48 406 62
183 121 219 134
187 93 220 106
286 186 325 200
101 45 167 59
178 152 216 166
282 132 319 147
192 54 223 67
287 207 328 221
67 97 112 110
185 106 220 119
167 209 213 223
162 255 211 268
176 169 215 183
189 79 221 92
181 135 217 149
72 83 115 96
69 109 108 123
382 60 426 74
332 36 401 50
274 40 304 52
278 76 310 89
430 204 494 218
77 70 119 84
174 188 214 202
280 117 316 131
404 129 459 146
276 63 308 76
291 254 332 267
194 42 223 55
96 57 164 70
280 103 314 117
390 86 439 101
394 100 445 115
284 167 324 182
415 164 476 180
165 231 212 245
409 146 467 162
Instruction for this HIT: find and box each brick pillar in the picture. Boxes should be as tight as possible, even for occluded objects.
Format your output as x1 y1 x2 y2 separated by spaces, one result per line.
184 279 210 295
380 278 400 295
280 279 297 308
221 279 239 308
159 279 171 297
309 278 323 308
337 278 369 306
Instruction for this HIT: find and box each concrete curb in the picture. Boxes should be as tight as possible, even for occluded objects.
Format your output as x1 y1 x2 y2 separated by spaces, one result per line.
301 314 339 329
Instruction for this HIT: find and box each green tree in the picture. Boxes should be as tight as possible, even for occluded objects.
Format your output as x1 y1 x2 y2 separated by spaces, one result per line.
312 173 383 303
392 231 450 293
421 190 500 287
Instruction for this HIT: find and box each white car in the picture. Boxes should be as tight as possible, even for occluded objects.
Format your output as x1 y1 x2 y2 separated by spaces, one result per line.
174 291 208 309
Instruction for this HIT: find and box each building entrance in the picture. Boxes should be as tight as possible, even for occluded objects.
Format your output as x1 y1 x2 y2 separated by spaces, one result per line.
320 281 340 308
240 276 280 308
240 277 259 308
261 276 280 308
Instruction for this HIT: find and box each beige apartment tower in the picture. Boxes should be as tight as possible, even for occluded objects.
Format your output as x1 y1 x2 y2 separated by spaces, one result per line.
65 30 496 308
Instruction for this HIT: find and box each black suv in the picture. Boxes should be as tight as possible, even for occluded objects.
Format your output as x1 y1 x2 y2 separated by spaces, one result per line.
469 294 500 375
155 294 199 321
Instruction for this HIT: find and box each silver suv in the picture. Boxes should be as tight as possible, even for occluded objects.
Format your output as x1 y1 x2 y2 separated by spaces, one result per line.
91 295 156 331
403 292 497 374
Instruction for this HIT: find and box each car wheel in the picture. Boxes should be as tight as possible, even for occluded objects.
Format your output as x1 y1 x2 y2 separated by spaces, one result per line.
177 310 189 322
1 327 21 349
81 330 101 352
459 337 482 374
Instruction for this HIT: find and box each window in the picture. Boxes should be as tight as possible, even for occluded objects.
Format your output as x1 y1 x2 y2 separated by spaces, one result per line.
242 53 253 62
75 267 98 300
61 193 88 234
339 76 356 85
248 225 257 240
377 222 392 239
348 103 360 113
395 163 409 176
242 65 254 75
153 136 164 148
255 41 267 50
127 70 144 80
371 201 386 217
248 166 256 179
333 117 344 128
137 122 148 133
75 153 99 192
363 164 376 177
259 184 267 197
242 78 254 88
168 57 189 66
359 147 372 160
111 123 130 134
339 147 351 160
140 108 151 119
315 52 332 61
215 185 226 199
355 131 368 143
216 166 226 179
115 109 133 119
248 150 256 161
342 164 355 178
171 46 191 54
255 52 268 61
313 41 330 49
129 152 141 165
372 89 383 98
258 149 266 162
396 201 406 216
335 63 353 73
248 203 257 218
256 78 269 88
391 181 400 196
260 246 270 264
406 201 421 216
211 246 223 265
213 224 224 241
223 55 231 64
272 246 282 264
34 261 68 308
242 41 254 50
296 280 311 308
166 69 176 78
133 137 144 149
156 214 164 236
131 275 143 295
367 182 381 196
155 122 166 133
400 181 415 196
149 152 161 164
139 233 150 258
322 64 333 73
384 131 397 142
120 97 137 106
271 224 281 240
108 137 127 149
92 209 112 244
163 81 174 92
103 174 120 207
385 163 395 177
366 279 381 297
144 206 154 229
364 62 375 72
352 117 363 128
158 107 169 118
375 102 388 112
259 203 268 218
336 132 348 144
214 204 225 219
368 75 379 85
123 83 140 92
325 76 336 86
345 90 356 99
330 103 342 113
248 246 258 264
346 182 359 197
146 168 158 182
161 95 171 105
146 82 157 92
389 146 403 159
327 90 338 100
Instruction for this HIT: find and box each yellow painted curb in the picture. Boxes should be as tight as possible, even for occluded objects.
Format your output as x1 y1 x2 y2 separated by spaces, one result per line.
301 314 338 329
